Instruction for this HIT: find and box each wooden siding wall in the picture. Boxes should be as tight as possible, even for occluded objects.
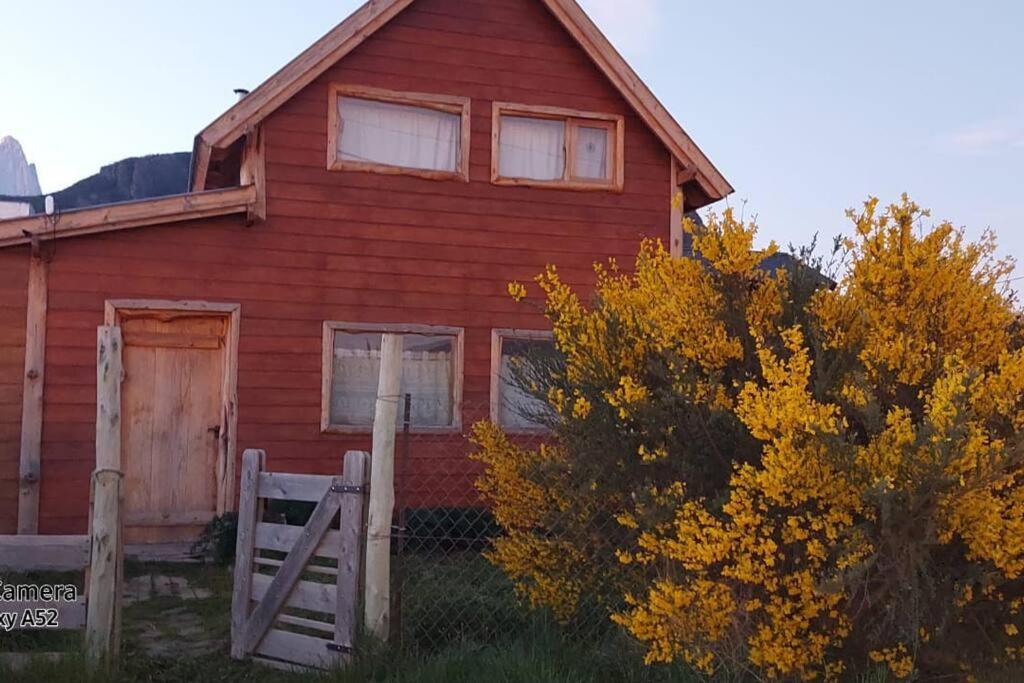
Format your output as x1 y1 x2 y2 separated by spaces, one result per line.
16 0 673 532
0 248 29 533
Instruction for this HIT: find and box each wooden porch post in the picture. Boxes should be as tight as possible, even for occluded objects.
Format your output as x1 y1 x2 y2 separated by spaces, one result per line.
17 250 48 534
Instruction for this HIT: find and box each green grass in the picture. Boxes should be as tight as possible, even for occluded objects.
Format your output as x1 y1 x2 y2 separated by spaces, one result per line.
0 557 906 683
0 628 709 683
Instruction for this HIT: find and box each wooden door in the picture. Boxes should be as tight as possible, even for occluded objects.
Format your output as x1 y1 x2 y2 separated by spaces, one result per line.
116 308 232 545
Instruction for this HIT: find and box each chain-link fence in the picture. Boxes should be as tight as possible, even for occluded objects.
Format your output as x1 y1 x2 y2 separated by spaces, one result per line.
388 397 620 656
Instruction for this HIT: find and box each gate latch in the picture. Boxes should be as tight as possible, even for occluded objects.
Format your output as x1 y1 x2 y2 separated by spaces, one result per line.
326 642 353 654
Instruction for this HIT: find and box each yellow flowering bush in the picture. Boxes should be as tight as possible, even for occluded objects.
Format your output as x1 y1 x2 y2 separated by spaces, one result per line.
473 196 1024 680
472 208 802 623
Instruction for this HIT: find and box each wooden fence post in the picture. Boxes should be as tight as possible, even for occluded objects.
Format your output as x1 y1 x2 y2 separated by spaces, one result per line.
86 325 124 666
85 469 123 665
231 449 265 659
337 450 369 652
95 327 123 471
364 333 402 640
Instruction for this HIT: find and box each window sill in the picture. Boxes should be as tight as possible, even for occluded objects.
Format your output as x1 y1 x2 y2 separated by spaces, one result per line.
321 424 465 436
491 176 623 193
497 426 552 436
328 159 468 183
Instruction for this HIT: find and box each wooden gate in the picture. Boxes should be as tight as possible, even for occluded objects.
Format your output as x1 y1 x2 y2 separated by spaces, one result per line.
230 449 368 671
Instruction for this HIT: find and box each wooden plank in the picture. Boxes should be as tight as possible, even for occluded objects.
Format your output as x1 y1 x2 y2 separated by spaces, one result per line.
3 599 88 630
231 449 264 660
190 139 212 192
121 331 224 350
240 125 267 224
364 333 402 640
254 628 341 670
253 521 343 559
254 555 338 577
124 510 217 526
0 186 256 248
105 299 241 324
0 535 90 571
95 326 123 472
85 469 123 664
250 573 338 615
335 450 368 651
218 306 241 516
276 612 334 634
257 472 335 503
242 483 343 654
17 253 47 534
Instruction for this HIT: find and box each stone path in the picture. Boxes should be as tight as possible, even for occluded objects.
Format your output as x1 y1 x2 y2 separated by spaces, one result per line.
123 574 214 605
123 574 223 659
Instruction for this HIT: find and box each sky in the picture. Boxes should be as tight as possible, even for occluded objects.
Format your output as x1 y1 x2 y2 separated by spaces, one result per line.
1 0 1021 281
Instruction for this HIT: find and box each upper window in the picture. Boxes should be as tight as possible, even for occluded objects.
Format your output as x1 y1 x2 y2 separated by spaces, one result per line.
491 103 624 191
328 84 471 181
322 322 464 433
490 329 557 432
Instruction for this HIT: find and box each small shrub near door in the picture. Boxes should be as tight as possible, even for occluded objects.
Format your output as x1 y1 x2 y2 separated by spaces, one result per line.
473 196 1024 681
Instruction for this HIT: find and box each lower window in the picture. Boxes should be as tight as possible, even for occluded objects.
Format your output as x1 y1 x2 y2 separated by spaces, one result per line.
322 322 464 432
491 329 556 431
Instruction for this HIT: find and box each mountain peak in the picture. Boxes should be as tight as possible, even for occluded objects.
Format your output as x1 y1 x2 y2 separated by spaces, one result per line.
0 135 42 195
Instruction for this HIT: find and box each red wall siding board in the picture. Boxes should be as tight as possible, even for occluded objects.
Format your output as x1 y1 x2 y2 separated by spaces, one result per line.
12 0 674 533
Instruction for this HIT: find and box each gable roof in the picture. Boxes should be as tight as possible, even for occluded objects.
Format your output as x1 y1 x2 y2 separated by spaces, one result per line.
190 0 732 202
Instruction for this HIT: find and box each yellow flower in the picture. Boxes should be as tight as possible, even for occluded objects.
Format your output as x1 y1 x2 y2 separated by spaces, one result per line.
507 281 528 302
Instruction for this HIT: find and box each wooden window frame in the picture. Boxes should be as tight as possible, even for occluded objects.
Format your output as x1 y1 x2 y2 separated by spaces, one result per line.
490 329 555 434
322 321 465 435
491 102 625 192
327 83 472 182
103 299 241 516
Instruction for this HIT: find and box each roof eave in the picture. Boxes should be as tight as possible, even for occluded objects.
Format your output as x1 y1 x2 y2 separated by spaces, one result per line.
0 185 256 249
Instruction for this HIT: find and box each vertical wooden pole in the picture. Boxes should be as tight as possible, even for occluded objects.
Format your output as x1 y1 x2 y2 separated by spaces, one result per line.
95 327 123 472
336 450 369 653
87 325 124 665
85 469 123 665
670 158 685 259
231 449 265 660
17 253 48 534
363 333 403 640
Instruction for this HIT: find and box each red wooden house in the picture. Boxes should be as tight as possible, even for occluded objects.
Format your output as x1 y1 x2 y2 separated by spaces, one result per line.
0 0 731 550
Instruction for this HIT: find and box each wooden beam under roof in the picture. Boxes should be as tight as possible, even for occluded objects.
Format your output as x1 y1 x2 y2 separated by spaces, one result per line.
0 185 256 249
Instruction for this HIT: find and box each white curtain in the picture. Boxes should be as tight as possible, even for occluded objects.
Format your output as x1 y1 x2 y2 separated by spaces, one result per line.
499 353 549 430
498 116 565 180
575 126 609 179
330 348 454 427
337 96 460 172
